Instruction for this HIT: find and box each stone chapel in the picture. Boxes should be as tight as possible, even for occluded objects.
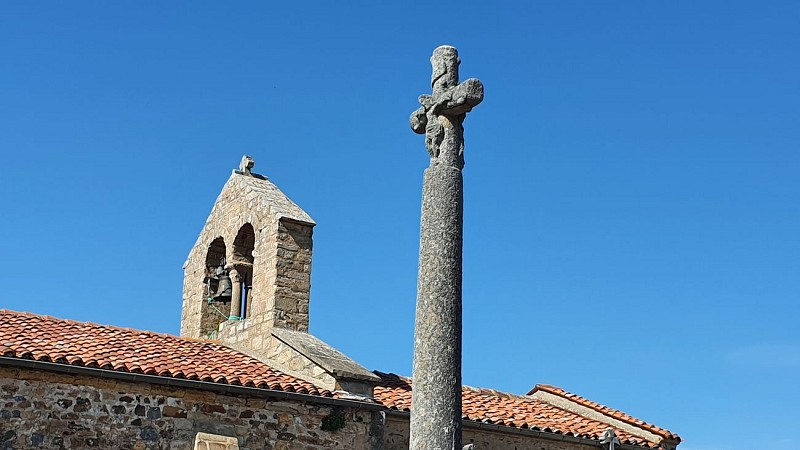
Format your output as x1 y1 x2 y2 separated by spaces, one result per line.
0 158 681 450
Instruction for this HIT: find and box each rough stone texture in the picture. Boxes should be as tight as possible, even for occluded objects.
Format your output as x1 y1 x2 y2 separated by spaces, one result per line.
195 432 239 450
0 366 384 450
225 329 337 392
221 328 379 399
181 162 376 399
409 46 483 450
269 219 314 331
181 169 315 340
460 428 596 450
411 163 464 450
271 329 381 385
409 46 484 169
384 415 600 450
0 364 661 450
529 390 667 446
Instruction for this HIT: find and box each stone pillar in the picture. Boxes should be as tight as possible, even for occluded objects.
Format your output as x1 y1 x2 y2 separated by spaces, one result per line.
408 46 483 450
229 268 242 320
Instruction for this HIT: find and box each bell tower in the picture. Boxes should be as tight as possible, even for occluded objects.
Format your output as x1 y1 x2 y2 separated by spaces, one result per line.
180 156 379 399
181 156 315 339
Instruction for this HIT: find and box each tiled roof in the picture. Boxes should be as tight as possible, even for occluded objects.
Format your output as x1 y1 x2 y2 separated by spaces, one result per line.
0 309 677 447
529 384 681 442
0 309 331 397
374 372 667 448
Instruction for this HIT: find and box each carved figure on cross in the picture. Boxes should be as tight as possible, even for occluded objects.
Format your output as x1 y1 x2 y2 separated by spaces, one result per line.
409 46 484 169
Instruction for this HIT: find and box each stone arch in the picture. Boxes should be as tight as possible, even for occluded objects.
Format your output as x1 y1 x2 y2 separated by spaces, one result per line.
205 236 227 268
200 237 231 337
180 166 316 339
230 224 256 319
232 223 255 265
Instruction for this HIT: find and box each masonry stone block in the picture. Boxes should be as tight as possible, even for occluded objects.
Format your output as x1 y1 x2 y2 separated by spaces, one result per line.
181 169 315 339
1 367 380 450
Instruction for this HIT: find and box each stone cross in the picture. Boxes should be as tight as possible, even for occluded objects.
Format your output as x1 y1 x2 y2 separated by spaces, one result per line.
410 46 483 169
239 155 255 176
408 45 483 450
601 428 621 450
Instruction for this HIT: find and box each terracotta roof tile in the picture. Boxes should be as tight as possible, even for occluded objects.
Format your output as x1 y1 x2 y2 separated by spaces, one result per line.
374 372 665 448
529 384 680 441
0 309 332 397
0 309 678 447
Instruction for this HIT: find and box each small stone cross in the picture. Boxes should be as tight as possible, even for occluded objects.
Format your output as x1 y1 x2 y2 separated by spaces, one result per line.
409 46 483 169
601 428 621 450
239 155 255 176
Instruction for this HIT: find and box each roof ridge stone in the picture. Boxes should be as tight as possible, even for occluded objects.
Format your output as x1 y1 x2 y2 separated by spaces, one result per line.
528 384 680 441
373 372 667 447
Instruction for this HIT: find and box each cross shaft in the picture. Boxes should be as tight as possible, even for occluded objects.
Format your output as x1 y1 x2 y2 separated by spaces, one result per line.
408 45 483 450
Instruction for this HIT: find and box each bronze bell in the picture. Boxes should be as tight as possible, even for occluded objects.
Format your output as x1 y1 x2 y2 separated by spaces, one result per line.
206 257 232 301
212 273 232 300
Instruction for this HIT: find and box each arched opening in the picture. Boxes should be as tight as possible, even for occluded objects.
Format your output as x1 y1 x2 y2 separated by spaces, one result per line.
231 224 255 319
205 237 227 274
204 237 230 301
232 223 255 265
200 237 231 337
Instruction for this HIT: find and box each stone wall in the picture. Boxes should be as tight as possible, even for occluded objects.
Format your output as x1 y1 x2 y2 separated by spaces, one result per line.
194 433 239 450
182 171 375 400
383 414 600 450
0 367 382 450
270 220 313 333
181 171 315 340
222 328 337 392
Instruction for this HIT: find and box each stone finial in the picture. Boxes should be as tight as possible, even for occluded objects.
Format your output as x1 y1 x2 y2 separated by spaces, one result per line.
601 428 621 450
239 155 255 176
409 45 483 168
431 45 460 93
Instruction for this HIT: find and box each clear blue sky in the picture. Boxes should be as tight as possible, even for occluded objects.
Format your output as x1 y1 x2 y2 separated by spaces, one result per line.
1 2 798 449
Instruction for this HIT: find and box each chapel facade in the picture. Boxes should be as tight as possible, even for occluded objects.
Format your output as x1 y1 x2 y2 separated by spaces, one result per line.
0 159 681 450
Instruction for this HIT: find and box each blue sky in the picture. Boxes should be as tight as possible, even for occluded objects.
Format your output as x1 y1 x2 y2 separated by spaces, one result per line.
1 2 798 449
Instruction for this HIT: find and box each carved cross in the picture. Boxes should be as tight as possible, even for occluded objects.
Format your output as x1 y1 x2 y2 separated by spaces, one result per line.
239 155 255 176
601 428 621 450
409 46 483 169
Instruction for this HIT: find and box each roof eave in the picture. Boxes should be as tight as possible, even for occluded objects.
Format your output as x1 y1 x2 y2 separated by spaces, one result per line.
385 409 660 449
0 356 384 411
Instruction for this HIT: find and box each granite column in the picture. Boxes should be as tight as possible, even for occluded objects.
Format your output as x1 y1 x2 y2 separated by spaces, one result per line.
409 45 483 450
